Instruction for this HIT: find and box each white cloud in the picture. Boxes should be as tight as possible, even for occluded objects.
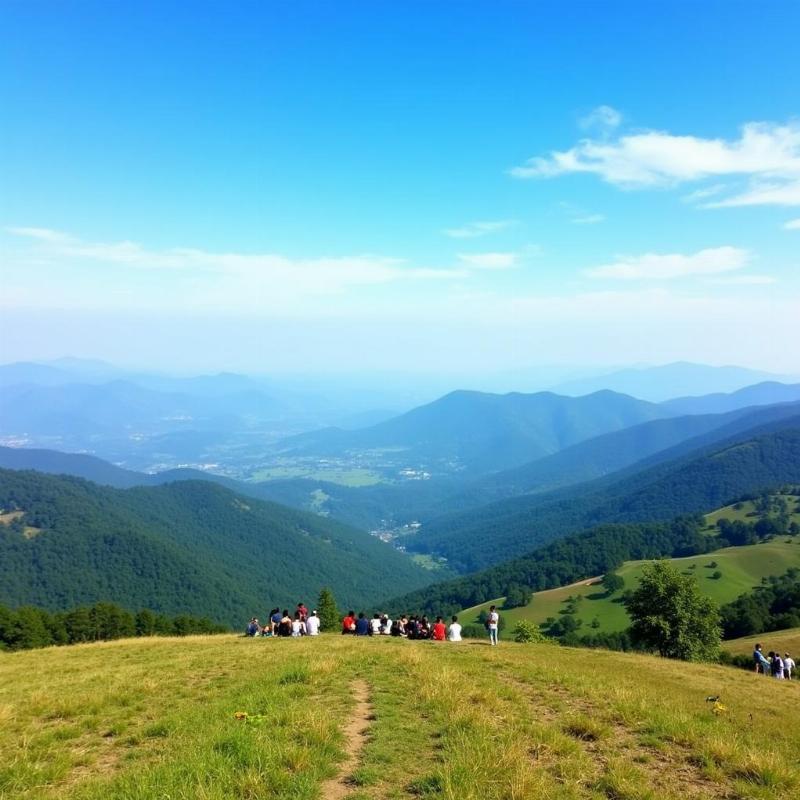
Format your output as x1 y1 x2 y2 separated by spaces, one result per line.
457 252 518 270
784 218 800 230
3 227 472 313
585 246 751 280
579 105 622 132
442 220 517 239
571 213 605 225
510 120 800 206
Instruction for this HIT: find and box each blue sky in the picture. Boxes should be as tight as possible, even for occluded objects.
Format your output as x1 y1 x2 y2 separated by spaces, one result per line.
1 1 799 376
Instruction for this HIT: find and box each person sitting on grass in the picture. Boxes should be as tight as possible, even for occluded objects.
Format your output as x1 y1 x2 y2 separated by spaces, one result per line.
448 615 462 642
291 612 304 637
305 610 320 636
342 610 356 635
355 612 370 636
246 618 259 637
369 613 382 636
432 616 446 641
380 614 392 635
278 610 293 637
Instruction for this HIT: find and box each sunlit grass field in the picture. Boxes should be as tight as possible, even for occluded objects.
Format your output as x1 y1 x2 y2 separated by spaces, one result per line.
462 539 800 634
722 627 800 658
1 634 799 799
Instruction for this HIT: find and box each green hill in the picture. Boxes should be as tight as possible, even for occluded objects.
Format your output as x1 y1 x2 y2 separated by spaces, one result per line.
461 539 800 636
1 634 798 800
0 469 433 626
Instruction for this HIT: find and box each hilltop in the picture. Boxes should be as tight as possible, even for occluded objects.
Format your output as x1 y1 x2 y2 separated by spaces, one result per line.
1 634 797 800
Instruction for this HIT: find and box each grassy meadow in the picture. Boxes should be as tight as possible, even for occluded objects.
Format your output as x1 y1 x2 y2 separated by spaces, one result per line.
461 538 800 635
1 634 799 800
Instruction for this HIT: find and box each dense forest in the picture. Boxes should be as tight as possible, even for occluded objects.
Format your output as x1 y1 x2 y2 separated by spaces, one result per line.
720 568 800 638
408 425 800 572
0 601 225 652
0 469 433 626
389 486 800 618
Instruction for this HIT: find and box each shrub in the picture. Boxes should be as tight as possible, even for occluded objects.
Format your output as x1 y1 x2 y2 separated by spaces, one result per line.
512 620 547 643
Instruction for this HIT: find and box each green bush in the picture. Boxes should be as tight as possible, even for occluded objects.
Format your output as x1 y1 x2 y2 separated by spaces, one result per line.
512 620 547 643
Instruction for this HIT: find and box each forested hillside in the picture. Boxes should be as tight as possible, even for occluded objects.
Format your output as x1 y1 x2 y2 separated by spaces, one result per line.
409 423 800 572
0 470 432 625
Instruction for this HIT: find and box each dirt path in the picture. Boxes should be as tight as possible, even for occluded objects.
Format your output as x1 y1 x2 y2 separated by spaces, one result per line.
320 679 372 800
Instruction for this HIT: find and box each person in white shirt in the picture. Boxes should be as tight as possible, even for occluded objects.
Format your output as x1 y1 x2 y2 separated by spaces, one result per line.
487 605 500 646
369 613 382 636
305 611 321 636
291 613 304 637
380 614 392 634
784 653 795 680
448 615 462 642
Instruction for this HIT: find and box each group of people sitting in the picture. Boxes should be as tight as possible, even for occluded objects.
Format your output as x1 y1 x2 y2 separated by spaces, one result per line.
339 611 464 641
753 644 795 679
245 603 321 637
244 602 502 645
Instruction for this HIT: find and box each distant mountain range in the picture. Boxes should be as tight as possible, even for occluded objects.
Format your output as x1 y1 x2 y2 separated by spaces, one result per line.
0 469 434 625
409 414 800 572
551 362 796 402
276 389 668 476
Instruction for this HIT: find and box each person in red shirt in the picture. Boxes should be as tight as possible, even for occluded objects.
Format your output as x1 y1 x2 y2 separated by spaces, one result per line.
341 610 356 635
432 616 446 641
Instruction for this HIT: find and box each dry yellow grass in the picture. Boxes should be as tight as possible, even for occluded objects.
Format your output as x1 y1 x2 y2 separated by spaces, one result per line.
1 634 799 799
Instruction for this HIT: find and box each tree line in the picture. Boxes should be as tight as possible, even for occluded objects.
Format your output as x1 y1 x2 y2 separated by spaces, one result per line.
0 601 226 652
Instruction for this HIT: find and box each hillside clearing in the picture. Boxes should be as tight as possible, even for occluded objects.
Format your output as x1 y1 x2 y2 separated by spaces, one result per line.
1 635 799 799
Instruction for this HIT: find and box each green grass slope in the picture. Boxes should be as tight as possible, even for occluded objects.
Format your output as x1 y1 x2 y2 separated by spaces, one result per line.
0 469 433 625
461 539 800 635
1 635 798 800
723 627 800 657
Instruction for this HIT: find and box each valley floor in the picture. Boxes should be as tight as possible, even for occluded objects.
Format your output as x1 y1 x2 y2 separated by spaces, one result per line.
1 635 798 800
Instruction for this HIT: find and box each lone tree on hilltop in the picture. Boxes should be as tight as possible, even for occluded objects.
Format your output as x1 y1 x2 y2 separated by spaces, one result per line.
625 561 721 661
317 587 340 632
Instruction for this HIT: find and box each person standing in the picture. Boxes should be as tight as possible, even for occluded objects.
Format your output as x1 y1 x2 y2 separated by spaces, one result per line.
784 652 795 680
487 605 500 646
448 615 462 642
306 610 321 636
753 643 770 674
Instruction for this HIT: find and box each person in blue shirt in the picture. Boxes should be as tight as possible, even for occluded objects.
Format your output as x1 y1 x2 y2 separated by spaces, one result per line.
355 612 370 636
753 643 770 674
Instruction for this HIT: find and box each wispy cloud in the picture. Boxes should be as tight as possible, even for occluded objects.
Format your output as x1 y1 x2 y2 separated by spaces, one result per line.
784 218 800 230
585 246 751 280
510 120 800 207
578 105 622 133
442 220 517 239
3 227 472 313
572 213 605 225
457 252 518 270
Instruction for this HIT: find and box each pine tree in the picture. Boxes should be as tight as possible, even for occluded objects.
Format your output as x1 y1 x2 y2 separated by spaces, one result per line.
317 587 340 633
